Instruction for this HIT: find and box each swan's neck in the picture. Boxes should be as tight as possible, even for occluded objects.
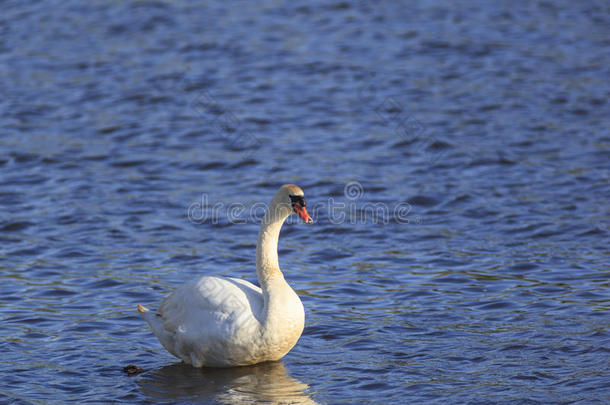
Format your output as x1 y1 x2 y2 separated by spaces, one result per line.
255 201 305 351
256 205 289 287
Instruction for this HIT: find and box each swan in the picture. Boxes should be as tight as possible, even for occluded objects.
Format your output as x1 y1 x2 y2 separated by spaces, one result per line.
138 184 313 367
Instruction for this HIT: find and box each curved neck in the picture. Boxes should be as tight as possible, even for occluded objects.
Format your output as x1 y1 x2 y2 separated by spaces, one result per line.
256 204 289 288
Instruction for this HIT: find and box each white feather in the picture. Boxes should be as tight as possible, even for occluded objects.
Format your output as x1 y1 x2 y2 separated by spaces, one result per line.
139 184 310 367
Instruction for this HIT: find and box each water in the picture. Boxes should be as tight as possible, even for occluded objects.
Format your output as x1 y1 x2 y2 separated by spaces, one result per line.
1 1 609 403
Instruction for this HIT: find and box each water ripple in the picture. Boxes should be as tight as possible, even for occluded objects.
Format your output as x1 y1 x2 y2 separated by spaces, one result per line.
1 0 609 404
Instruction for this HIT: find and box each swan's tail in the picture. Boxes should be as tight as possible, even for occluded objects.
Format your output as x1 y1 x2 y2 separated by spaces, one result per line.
137 304 180 360
138 304 159 328
137 304 164 338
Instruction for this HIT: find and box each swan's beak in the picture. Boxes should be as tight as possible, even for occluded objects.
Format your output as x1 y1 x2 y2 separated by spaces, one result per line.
295 206 313 224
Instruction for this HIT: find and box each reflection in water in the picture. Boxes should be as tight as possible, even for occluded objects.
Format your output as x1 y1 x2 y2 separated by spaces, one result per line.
137 361 318 404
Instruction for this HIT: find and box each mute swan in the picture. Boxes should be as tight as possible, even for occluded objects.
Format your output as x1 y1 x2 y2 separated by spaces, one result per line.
138 184 313 367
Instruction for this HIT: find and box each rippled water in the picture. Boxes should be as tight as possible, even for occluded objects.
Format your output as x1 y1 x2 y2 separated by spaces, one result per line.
1 1 609 403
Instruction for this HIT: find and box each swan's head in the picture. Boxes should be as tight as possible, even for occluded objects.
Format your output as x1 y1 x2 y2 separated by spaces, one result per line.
275 184 313 224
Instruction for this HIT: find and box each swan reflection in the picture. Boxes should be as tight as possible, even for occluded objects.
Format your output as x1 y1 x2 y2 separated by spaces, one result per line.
137 360 318 404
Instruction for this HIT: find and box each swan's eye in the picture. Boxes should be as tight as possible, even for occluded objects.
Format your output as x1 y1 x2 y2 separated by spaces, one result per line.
289 195 306 210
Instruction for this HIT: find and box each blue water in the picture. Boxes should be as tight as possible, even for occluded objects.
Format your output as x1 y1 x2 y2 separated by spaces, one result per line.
1 1 609 403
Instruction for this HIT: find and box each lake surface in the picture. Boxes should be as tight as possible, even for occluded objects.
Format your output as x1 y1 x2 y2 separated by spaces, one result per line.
1 1 609 403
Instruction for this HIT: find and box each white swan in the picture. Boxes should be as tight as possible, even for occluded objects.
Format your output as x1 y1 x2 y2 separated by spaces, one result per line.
138 184 313 367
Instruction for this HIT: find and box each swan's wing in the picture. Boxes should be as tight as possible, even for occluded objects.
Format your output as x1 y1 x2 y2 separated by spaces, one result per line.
140 276 265 366
157 276 263 338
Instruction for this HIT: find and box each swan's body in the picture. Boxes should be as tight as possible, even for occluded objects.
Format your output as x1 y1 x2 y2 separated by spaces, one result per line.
139 184 312 367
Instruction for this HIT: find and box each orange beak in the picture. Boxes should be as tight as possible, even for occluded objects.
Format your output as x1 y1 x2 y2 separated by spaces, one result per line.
295 205 313 223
